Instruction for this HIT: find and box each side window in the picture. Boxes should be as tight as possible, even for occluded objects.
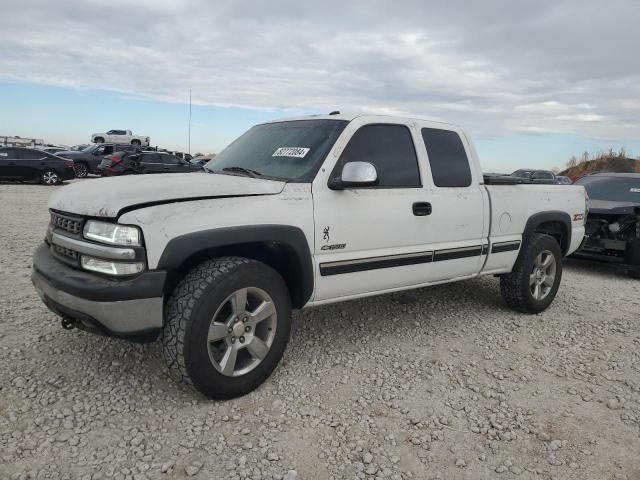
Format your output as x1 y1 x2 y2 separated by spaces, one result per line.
103 146 114 155
141 153 158 163
533 171 553 180
0 148 15 158
159 154 179 164
421 128 472 187
336 124 420 188
16 149 43 160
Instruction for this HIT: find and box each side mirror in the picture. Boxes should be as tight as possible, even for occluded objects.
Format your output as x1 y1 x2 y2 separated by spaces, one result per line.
328 161 378 190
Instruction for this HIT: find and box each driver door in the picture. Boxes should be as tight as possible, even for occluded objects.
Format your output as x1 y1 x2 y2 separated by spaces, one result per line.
311 119 433 301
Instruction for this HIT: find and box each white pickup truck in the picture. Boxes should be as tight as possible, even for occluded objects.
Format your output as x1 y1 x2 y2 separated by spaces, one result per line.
91 129 150 146
33 113 587 399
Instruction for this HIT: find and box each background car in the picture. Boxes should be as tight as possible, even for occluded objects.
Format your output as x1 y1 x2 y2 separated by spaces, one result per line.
511 169 557 183
57 143 139 177
556 175 573 184
99 150 203 176
573 172 640 278
0 147 75 185
38 146 67 155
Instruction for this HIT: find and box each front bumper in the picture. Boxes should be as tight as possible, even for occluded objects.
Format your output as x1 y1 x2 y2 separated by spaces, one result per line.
32 244 166 342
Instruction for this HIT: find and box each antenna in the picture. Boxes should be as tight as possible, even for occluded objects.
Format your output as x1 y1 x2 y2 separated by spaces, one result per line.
188 88 192 155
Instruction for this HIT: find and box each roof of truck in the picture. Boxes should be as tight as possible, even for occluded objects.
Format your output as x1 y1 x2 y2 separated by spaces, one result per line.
262 113 458 127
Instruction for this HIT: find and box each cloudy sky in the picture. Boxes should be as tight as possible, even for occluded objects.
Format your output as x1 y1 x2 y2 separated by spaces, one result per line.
1 0 639 171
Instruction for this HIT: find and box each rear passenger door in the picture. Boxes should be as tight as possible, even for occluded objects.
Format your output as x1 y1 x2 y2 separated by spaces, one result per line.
15 149 47 181
416 125 487 282
138 153 161 173
158 153 186 173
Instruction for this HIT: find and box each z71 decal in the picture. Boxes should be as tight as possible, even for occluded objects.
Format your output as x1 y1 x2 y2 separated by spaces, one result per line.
573 213 584 222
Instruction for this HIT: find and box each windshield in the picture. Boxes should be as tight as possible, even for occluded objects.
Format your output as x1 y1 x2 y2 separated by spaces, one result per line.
81 144 98 153
205 120 348 182
576 175 640 203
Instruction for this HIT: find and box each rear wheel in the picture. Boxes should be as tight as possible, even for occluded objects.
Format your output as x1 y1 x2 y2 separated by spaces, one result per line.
500 233 562 313
41 170 59 185
131 139 141 146
94 137 104 143
162 257 291 399
74 163 89 178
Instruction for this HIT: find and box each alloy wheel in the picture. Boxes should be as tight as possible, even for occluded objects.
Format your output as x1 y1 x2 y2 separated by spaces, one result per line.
42 171 59 185
206 287 277 377
529 250 556 300
74 164 88 178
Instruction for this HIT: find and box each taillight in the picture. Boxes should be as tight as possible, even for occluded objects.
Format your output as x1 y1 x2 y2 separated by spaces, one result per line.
111 156 123 165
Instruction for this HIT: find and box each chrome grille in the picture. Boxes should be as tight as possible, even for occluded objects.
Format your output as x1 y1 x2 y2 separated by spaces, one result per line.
50 212 82 235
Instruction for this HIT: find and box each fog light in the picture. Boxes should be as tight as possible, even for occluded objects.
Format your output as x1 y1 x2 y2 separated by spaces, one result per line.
81 256 144 276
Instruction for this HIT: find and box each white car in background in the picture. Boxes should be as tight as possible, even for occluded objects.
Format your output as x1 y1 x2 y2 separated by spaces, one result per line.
91 130 150 146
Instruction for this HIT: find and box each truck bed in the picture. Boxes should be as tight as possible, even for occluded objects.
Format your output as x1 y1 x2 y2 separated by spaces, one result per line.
483 174 556 185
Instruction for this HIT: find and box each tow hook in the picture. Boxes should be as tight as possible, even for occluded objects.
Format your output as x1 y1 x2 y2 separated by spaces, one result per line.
61 318 77 330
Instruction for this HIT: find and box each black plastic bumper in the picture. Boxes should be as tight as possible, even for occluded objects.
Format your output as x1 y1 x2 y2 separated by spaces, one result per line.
33 243 166 302
32 243 167 343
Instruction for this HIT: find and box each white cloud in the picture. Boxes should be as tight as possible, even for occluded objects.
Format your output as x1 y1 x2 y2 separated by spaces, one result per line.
1 0 639 141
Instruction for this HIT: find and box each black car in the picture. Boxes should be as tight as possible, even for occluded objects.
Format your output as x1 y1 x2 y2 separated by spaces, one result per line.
99 151 203 176
0 147 75 185
573 172 640 278
511 169 557 183
57 143 139 178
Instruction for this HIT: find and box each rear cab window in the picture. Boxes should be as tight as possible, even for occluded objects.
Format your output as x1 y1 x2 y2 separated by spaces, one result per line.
421 128 472 187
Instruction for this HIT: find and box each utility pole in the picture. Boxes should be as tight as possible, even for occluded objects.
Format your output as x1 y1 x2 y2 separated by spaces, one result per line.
188 88 192 155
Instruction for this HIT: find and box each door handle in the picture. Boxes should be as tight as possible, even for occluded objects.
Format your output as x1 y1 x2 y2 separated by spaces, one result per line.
412 202 432 216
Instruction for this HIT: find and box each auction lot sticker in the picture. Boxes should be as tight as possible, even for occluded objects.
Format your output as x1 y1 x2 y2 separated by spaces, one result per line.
272 147 310 158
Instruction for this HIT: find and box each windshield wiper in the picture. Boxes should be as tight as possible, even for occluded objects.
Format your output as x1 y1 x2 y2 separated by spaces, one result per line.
220 166 265 178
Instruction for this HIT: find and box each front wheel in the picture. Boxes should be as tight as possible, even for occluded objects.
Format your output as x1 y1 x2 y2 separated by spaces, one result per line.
500 233 562 313
41 170 60 185
93 137 104 143
162 257 291 399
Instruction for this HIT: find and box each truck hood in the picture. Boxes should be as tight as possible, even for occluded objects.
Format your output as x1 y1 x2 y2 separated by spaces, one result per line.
588 199 640 215
49 173 286 218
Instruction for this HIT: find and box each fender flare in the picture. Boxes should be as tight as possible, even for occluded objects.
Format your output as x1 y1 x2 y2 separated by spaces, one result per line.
156 224 314 307
523 211 572 255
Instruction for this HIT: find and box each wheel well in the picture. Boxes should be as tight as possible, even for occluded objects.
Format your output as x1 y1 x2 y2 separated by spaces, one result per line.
164 241 308 308
533 220 569 255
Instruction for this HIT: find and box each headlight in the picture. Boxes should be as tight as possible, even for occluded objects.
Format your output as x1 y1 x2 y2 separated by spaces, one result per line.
83 220 141 246
81 256 145 276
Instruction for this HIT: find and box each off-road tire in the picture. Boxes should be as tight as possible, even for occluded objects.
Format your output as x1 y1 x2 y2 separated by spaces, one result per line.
500 233 562 313
74 163 89 178
162 256 292 399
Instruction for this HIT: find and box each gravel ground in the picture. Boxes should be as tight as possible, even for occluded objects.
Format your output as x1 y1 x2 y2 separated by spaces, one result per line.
1 180 639 480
